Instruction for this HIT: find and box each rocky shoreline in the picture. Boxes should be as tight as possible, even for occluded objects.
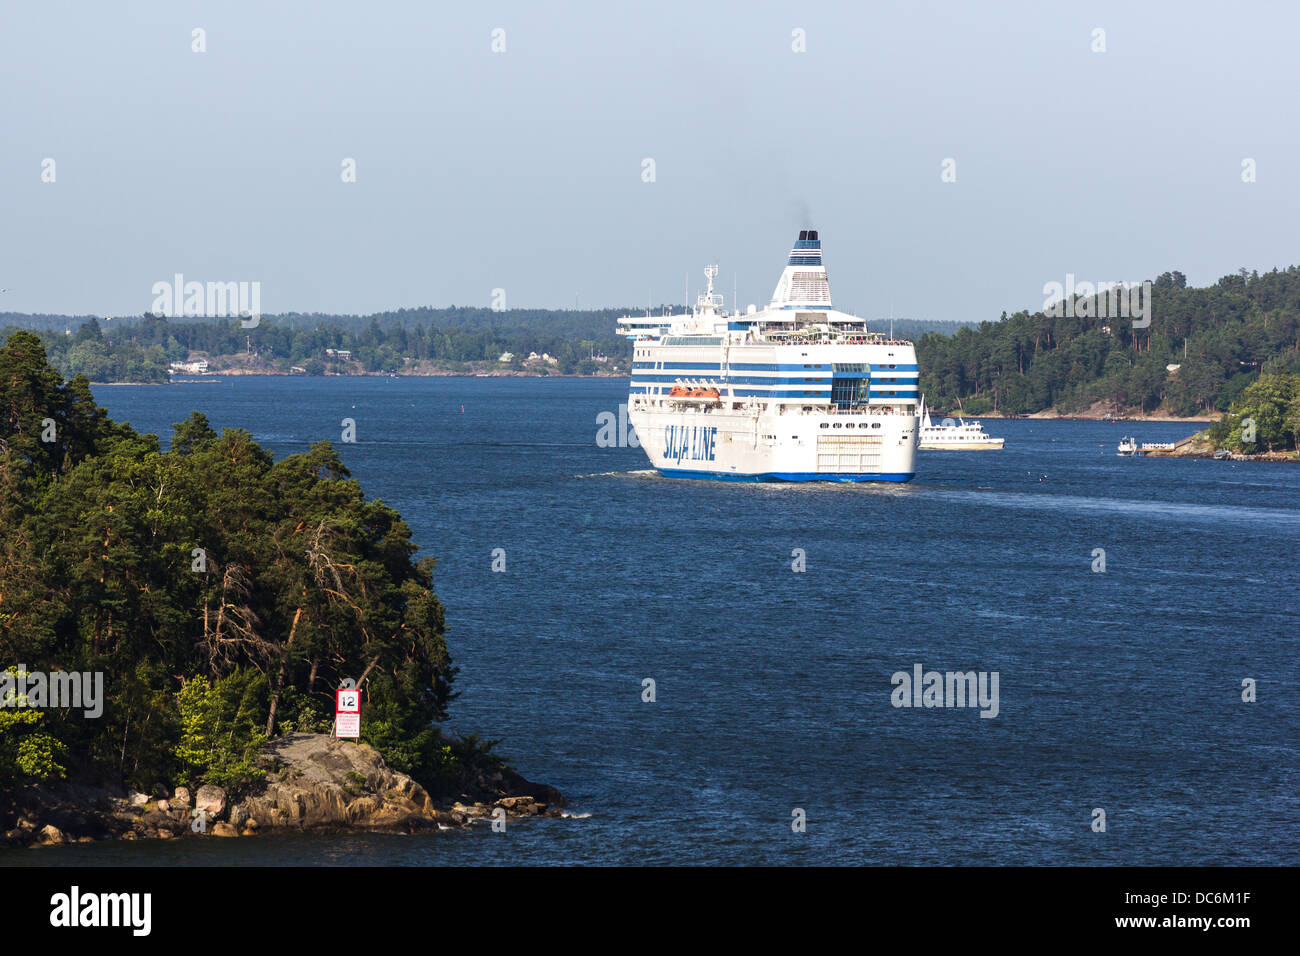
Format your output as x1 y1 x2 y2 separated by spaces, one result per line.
1141 431 1299 462
2 733 567 849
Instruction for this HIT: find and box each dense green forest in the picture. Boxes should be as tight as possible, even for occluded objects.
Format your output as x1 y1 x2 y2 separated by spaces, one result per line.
2 319 175 383
1206 371 1300 452
916 268 1300 416
0 331 487 797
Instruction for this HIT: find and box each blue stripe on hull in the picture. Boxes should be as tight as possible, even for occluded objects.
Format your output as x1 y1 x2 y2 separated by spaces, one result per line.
659 469 915 483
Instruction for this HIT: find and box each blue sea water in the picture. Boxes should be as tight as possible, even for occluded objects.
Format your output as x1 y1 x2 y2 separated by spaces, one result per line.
5 376 1297 866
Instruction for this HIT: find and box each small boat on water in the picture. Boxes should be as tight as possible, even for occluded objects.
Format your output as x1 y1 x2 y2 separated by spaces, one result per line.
917 398 1004 449
1118 437 1178 456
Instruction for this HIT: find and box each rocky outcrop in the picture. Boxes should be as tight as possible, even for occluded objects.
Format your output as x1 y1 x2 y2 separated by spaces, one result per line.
1 732 566 848
1145 430 1299 462
234 733 452 832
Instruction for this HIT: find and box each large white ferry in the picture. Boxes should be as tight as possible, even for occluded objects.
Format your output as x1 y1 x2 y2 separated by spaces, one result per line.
616 230 920 481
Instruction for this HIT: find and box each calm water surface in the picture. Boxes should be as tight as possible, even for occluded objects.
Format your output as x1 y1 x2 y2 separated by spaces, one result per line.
5 376 1296 866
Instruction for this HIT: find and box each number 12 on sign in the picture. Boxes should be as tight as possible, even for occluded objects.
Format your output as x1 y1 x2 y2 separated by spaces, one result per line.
335 688 361 739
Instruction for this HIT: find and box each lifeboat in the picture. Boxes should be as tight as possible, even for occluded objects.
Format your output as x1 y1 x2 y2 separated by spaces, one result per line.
668 385 721 403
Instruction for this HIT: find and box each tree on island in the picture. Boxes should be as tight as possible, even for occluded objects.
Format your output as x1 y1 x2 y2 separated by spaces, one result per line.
0 331 472 797
1207 371 1300 452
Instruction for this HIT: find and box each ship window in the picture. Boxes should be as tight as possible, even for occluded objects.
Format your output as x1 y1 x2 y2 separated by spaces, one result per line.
819 423 828 428
833 422 842 428
872 423 881 429
845 422 855 428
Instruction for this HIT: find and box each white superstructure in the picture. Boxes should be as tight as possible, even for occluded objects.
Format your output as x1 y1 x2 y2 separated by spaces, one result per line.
917 399 1005 449
617 230 919 482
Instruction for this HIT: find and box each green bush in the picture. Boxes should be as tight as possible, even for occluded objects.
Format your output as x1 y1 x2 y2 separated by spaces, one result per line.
275 686 333 735
0 709 68 786
175 671 269 791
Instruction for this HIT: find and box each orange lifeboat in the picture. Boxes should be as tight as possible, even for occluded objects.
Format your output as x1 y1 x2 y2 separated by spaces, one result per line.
668 385 720 402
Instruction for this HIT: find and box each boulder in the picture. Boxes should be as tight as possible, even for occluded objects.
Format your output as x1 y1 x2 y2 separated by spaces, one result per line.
129 791 150 806
172 786 193 808
158 828 175 839
156 799 170 812
36 824 66 845
210 822 239 837
195 785 227 818
496 795 536 811
228 805 249 828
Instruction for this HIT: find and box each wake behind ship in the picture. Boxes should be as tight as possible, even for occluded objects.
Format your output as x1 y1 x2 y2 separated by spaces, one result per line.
617 230 920 481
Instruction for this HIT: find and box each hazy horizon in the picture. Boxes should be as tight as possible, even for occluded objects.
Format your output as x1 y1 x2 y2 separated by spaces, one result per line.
3 1 1296 322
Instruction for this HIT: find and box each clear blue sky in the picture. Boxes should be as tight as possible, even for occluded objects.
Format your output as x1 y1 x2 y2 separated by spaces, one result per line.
2 0 1296 322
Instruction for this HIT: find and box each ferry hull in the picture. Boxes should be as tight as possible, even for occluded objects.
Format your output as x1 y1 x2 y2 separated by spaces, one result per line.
919 439 1004 450
660 469 916 482
631 406 918 483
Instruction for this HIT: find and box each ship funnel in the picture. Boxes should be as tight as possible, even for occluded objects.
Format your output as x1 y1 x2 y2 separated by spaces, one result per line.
768 228 832 309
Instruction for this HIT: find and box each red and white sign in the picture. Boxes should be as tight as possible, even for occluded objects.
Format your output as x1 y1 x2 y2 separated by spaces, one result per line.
335 688 361 738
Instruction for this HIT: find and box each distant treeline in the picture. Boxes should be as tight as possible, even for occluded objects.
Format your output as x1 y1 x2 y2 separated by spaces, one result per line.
916 268 1300 416
1 309 649 379
23 273 1298 415
1 308 976 381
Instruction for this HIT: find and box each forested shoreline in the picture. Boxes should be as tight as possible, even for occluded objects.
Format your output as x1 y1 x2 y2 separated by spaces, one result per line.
0 330 514 809
916 268 1300 417
5 265 1300 417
